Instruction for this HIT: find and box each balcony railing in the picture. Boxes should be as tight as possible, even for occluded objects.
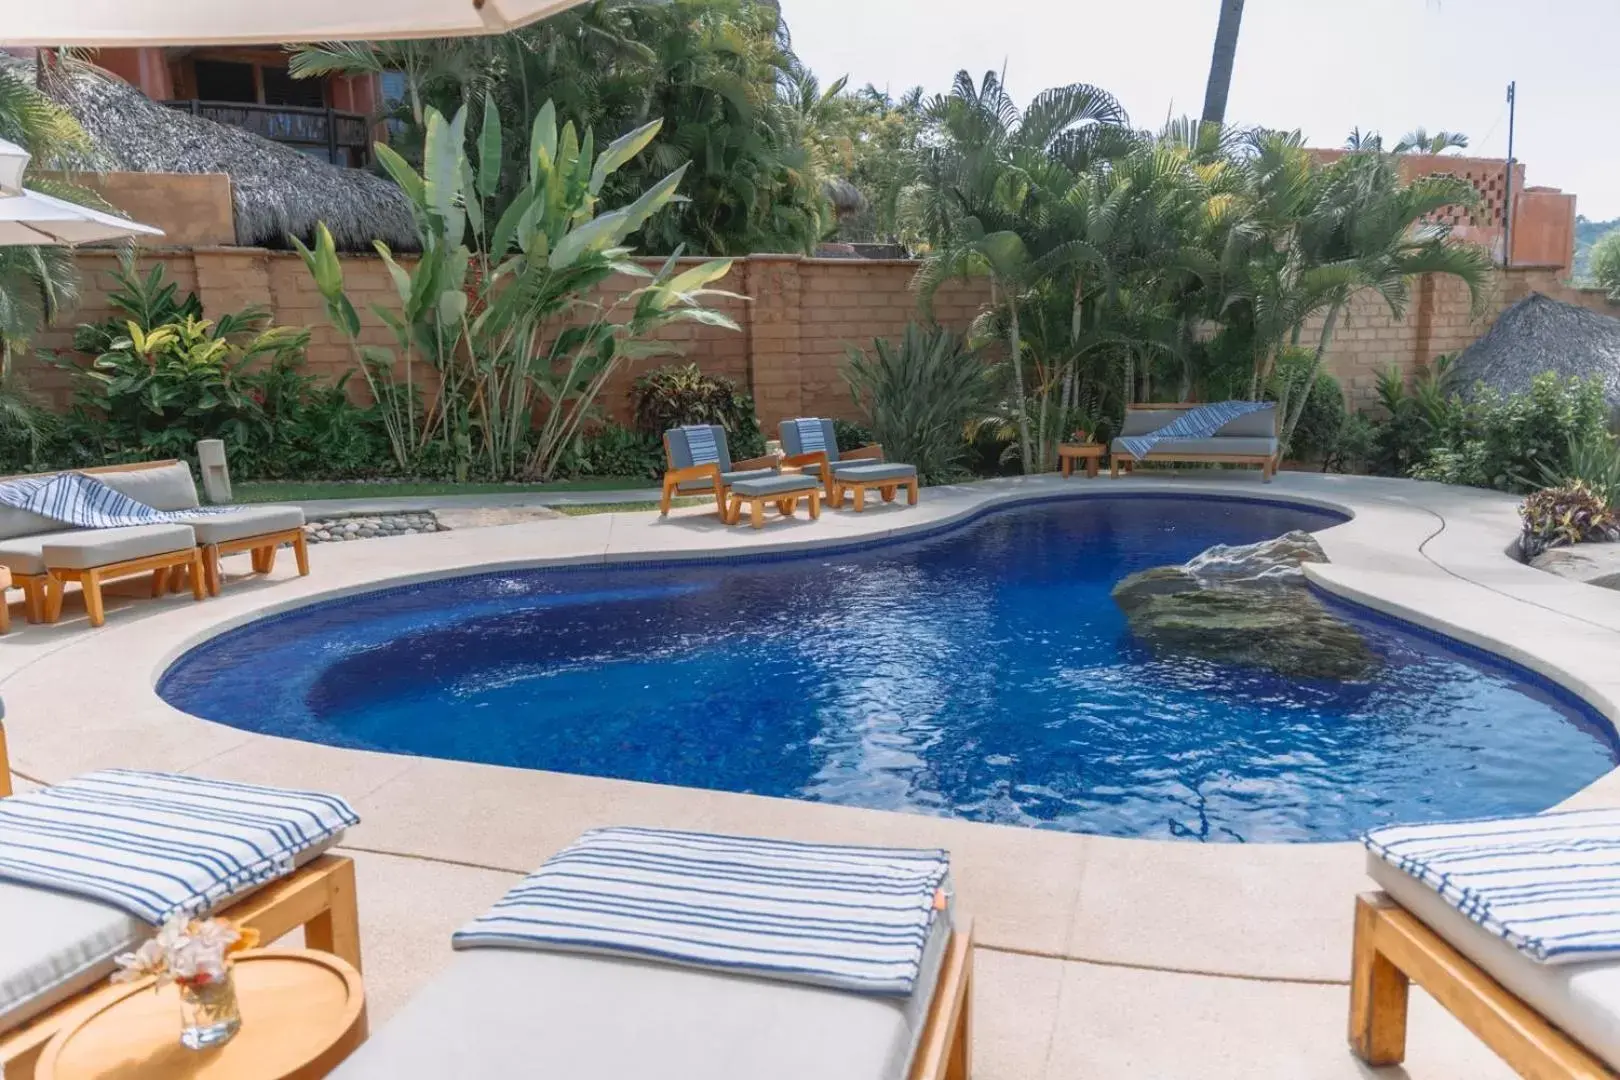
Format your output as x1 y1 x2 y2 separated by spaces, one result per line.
161 100 371 165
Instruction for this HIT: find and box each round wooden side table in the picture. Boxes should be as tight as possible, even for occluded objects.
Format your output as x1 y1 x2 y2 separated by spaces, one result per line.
36 949 366 1080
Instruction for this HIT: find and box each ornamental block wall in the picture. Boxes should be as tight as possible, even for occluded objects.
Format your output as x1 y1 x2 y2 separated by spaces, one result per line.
23 250 1618 427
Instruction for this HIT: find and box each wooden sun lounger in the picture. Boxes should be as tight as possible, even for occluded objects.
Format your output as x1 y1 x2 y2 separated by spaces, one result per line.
912 919 974 1080
1349 892 1615 1079
0 723 363 1079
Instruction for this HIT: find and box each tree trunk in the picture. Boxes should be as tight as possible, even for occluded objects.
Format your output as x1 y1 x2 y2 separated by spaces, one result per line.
1008 297 1034 474
1281 298 1344 454
1201 0 1246 126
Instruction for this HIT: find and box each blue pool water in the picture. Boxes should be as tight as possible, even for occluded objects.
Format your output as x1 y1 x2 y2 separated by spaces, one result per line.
159 496 1618 843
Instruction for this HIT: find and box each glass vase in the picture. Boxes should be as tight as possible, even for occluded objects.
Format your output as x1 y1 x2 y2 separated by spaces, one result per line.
178 971 241 1050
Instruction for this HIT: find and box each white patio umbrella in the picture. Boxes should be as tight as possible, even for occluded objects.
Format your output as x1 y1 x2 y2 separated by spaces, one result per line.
0 139 27 198
0 188 163 246
0 0 592 47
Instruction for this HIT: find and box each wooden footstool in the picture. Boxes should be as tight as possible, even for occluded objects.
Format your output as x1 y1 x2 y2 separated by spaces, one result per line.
830 464 919 511
0 566 10 634
1058 443 1105 478
726 474 823 529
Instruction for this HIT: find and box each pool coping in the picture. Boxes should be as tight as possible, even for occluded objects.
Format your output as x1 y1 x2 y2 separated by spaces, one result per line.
5 470 1620 988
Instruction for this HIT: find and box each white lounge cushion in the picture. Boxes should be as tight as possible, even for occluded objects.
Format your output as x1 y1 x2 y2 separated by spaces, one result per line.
38 524 196 571
1108 436 1278 458
0 526 192 576
93 462 200 512
332 906 952 1080
0 504 60 542
1368 853 1620 1070
184 505 304 546
0 833 346 1034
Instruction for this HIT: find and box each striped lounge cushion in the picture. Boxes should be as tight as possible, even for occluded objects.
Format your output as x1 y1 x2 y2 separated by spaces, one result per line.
0 770 359 925
680 425 722 466
1365 809 1620 964
453 826 951 996
789 418 830 456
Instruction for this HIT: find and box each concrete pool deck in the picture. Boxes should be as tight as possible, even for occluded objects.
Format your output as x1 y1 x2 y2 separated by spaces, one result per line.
5 471 1620 1078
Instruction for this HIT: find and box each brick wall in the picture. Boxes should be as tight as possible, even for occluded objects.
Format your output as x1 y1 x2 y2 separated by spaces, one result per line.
28 250 985 431
1317 265 1619 409
27 247 1617 427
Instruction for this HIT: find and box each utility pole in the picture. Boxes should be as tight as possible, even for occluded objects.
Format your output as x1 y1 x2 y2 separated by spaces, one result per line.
1503 81 1517 267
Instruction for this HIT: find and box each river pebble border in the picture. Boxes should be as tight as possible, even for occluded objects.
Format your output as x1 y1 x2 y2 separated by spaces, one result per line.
302 511 443 544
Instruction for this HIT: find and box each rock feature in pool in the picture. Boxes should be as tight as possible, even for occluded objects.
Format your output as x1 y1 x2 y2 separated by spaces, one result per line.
1112 530 1379 680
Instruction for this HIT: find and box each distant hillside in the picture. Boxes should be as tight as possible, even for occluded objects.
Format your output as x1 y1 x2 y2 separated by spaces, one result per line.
1575 215 1620 281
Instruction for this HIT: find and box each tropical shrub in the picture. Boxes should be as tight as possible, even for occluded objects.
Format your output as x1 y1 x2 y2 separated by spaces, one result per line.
566 422 665 480
57 314 308 466
1289 374 1349 464
1412 374 1609 492
833 419 874 452
1545 432 1620 508
1367 361 1461 478
237 359 391 479
1324 413 1376 474
844 322 998 484
629 363 765 458
295 99 739 481
1520 482 1619 558
1590 230 1620 300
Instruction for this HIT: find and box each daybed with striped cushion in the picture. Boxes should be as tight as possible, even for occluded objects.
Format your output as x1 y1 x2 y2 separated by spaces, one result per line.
659 425 781 518
779 418 919 511
1108 403 1280 481
1350 810 1620 1077
0 744 362 1078
331 828 974 1080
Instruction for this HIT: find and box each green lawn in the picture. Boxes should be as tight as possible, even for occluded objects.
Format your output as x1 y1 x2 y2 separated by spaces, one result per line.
234 477 656 504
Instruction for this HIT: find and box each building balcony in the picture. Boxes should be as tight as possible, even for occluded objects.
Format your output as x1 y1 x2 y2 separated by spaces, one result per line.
161 100 371 166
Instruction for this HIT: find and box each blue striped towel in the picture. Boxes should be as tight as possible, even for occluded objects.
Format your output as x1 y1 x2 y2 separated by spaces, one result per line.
452 827 951 996
0 471 237 529
679 426 722 466
1116 401 1272 461
790 418 829 455
1366 809 1620 964
0 770 358 925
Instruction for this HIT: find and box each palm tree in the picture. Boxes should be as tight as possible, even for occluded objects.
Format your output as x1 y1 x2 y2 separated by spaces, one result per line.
1394 128 1469 155
1201 0 1246 125
0 60 99 458
1276 152 1491 449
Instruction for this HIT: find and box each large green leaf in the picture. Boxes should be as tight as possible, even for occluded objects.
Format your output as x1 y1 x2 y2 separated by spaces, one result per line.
619 164 690 234
589 118 663 196
422 106 468 246
529 102 557 187
547 209 630 269
476 93 502 201
373 242 413 306
373 143 424 209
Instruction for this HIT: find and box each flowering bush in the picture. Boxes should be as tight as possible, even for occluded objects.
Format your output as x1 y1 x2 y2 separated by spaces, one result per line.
112 916 258 989
1520 481 1620 559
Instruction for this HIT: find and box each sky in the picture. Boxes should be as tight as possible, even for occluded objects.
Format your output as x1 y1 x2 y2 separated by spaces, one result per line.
788 0 1620 220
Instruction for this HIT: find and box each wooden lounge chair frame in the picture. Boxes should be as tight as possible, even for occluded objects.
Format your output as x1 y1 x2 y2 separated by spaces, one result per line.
1108 403 1281 483
658 432 780 518
911 918 974 1080
45 545 206 628
0 724 364 1079
1349 892 1615 1079
785 443 919 511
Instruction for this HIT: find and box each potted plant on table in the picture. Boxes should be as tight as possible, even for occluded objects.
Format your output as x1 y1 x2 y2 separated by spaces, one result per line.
113 915 259 1049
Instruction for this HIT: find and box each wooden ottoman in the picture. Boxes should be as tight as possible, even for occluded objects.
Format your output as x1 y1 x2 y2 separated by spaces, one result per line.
726 474 823 529
1057 443 1105 478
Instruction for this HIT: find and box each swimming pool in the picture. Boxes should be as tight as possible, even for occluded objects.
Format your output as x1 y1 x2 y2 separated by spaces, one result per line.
159 495 1619 843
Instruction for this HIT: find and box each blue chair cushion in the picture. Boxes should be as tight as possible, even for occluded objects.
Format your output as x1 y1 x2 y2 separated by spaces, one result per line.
674 468 779 494
832 463 917 483
729 474 823 498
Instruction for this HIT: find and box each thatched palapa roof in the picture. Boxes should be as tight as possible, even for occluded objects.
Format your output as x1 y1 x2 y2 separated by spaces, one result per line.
12 59 417 252
1452 293 1620 409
